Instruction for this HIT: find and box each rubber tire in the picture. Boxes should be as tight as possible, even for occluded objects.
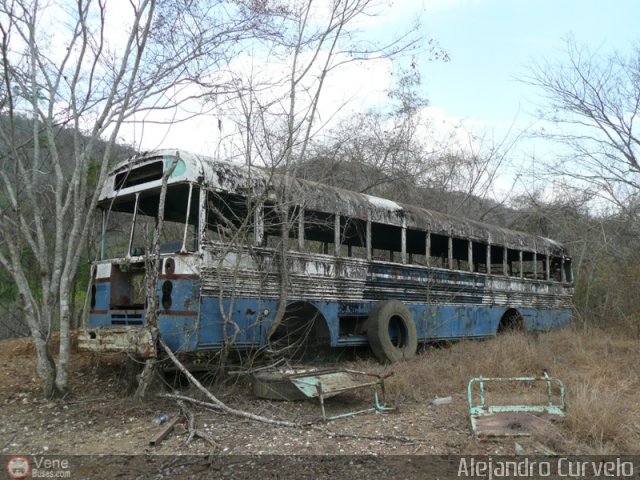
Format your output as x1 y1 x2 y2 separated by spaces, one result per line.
252 371 306 401
367 300 418 363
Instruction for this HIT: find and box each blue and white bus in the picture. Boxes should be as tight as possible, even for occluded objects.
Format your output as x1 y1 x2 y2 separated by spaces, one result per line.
79 149 573 362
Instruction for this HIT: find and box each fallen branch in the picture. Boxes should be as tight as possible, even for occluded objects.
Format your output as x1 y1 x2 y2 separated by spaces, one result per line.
162 393 428 445
159 338 427 444
158 337 301 428
176 399 218 447
163 394 426 445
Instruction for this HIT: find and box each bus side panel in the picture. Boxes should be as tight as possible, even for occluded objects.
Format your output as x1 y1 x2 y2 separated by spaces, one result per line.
363 264 487 306
410 304 572 339
197 296 279 348
158 315 198 352
524 307 573 331
89 280 112 327
156 276 201 352
410 304 501 340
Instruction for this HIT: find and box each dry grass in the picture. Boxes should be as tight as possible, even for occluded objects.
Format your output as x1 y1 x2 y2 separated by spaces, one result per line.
349 326 640 454
6 326 639 453
7 332 79 357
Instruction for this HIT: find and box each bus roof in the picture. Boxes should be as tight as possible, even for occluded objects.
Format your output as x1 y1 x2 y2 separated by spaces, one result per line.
102 149 567 256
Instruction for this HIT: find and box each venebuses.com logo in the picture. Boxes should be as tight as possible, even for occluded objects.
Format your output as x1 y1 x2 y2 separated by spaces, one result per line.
6 456 30 479
6 456 72 479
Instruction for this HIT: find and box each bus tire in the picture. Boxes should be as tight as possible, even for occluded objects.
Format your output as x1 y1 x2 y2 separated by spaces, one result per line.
367 300 418 363
252 371 306 401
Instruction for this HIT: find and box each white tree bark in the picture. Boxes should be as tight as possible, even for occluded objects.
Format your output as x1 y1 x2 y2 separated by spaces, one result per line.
0 0 280 395
222 0 421 343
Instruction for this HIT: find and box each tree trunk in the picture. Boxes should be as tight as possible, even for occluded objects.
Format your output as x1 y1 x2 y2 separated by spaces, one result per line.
55 292 71 394
33 328 60 398
266 199 291 341
21 294 60 397
134 358 158 400
134 159 176 399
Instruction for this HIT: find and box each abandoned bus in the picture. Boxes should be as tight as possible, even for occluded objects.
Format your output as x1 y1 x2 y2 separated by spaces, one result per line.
79 149 573 363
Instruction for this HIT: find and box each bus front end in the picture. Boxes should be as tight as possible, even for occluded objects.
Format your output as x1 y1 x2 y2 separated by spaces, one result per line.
79 151 202 358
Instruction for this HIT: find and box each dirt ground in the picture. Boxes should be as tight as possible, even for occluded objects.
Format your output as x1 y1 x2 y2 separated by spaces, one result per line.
0 336 557 463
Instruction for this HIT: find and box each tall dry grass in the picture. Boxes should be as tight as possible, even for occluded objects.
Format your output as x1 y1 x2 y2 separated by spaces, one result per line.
351 326 640 453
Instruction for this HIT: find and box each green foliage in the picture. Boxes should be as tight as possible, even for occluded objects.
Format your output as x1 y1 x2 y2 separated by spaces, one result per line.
87 159 100 191
0 270 18 303
509 193 640 333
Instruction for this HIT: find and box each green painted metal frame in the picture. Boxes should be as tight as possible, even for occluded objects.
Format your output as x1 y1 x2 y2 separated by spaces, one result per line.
467 374 565 437
288 368 396 421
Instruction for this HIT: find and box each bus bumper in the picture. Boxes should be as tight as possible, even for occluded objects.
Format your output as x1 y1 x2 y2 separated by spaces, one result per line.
78 327 156 358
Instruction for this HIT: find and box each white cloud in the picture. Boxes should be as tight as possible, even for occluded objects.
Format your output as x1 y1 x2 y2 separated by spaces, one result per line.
349 0 470 30
119 50 394 156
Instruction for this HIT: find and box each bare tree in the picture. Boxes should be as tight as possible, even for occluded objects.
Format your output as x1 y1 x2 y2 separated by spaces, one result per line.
0 0 273 396
203 0 424 352
520 38 640 333
298 67 516 220
134 156 179 399
524 37 640 212
299 68 434 195
509 186 640 335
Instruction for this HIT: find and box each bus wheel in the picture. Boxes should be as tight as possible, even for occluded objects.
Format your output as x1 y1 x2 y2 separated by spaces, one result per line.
497 308 524 334
269 301 330 362
367 300 418 363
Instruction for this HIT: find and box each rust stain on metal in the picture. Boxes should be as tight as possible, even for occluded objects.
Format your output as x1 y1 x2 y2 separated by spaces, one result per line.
200 249 572 309
78 327 156 358
468 376 566 437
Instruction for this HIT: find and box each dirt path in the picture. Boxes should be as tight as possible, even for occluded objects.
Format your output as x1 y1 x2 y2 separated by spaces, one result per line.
0 337 553 459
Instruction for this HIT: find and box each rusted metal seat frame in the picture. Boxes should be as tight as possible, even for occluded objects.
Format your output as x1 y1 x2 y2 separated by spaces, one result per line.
288 368 395 421
467 375 565 437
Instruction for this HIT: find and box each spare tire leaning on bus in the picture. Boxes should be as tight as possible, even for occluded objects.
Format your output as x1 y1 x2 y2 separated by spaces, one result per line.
367 300 418 363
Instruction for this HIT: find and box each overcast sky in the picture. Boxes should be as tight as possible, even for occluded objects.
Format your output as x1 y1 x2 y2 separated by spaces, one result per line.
124 0 640 172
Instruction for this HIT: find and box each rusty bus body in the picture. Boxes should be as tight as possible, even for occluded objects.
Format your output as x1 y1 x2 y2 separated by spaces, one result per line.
79 149 573 362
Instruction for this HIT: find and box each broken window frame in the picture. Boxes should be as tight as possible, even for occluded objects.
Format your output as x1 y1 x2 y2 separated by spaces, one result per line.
216 192 572 285
99 183 200 260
